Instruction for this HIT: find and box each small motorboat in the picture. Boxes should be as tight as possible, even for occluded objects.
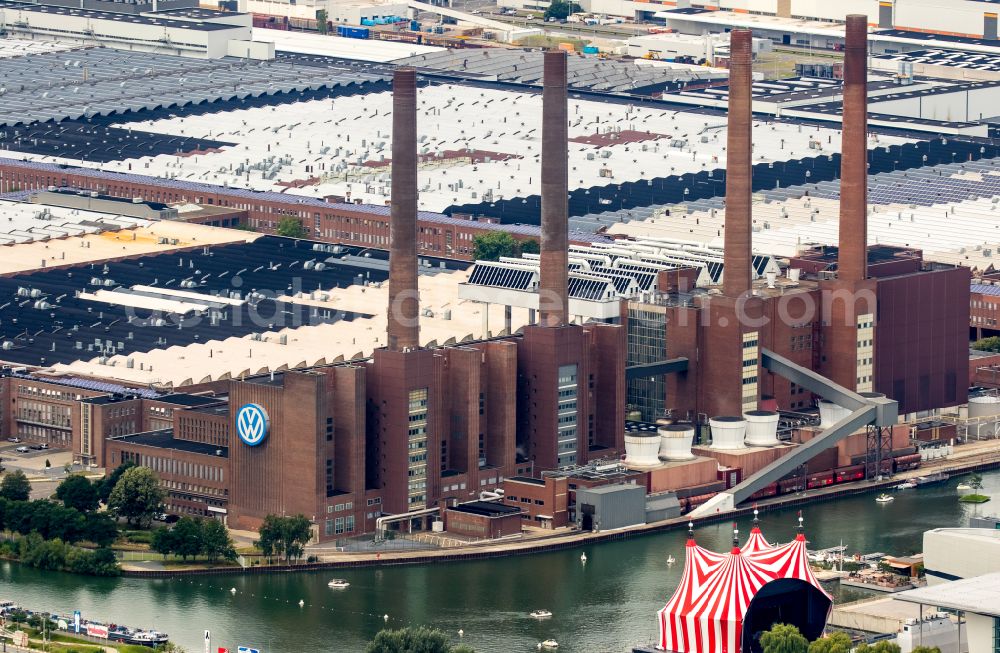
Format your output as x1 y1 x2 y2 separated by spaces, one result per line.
538 640 559 649
127 630 169 646
530 609 553 619
580 552 587 563
328 579 350 589
667 555 676 565
896 480 917 490
875 494 895 504
957 482 973 491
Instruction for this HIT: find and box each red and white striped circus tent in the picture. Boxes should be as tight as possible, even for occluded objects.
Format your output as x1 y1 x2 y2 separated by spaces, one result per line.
656 516 833 653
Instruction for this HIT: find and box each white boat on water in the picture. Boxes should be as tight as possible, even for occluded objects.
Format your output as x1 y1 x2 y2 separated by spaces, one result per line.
328 579 350 589
539 640 559 649
530 610 553 619
876 494 895 504
896 480 917 489
667 555 676 565
957 482 972 491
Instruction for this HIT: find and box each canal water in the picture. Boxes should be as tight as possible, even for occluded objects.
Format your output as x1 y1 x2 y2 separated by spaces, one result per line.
3 470 998 653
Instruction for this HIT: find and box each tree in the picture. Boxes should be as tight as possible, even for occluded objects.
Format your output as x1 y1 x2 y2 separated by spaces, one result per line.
808 631 852 653
473 232 520 261
520 239 540 255
543 0 579 19
107 466 164 527
257 514 282 561
83 512 119 547
0 470 31 501
201 519 237 563
365 627 475 653
972 336 1000 352
968 473 984 492
280 514 314 562
910 648 941 653
256 514 313 563
98 461 135 504
170 517 204 561
856 642 902 653
276 217 307 239
316 8 329 34
151 526 178 557
56 475 99 513
759 624 808 653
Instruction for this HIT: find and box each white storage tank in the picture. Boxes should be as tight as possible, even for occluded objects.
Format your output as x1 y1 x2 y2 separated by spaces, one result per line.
818 399 852 428
743 410 780 447
624 426 662 467
659 423 696 461
968 395 1000 419
709 416 747 450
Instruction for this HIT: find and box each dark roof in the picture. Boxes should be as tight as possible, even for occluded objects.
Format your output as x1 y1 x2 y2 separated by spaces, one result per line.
448 501 522 517
155 393 223 407
873 28 1000 47
0 236 381 367
111 429 229 457
0 0 239 29
507 475 545 485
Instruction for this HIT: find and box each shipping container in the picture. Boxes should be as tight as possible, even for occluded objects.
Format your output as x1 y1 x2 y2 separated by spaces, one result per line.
777 477 804 494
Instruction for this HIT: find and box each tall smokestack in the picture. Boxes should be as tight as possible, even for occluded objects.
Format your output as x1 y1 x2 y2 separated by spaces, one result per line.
838 14 868 283
387 68 419 352
539 49 569 328
723 29 753 299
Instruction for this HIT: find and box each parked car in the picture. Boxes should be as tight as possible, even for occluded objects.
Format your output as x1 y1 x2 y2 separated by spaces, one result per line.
28 443 48 450
15 446 29 454
7 437 20 443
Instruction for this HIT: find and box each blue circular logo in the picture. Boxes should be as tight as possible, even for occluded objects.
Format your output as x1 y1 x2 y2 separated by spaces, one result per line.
236 403 269 447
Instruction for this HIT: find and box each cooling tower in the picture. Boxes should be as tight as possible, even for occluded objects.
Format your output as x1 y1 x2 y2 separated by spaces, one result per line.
709 416 747 450
743 410 780 447
659 424 696 461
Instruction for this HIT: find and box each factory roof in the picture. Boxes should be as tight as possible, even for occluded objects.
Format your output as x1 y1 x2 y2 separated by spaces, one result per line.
0 37 83 59
0 46 387 129
28 83 909 214
0 198 149 245
608 157 1000 270
873 28 1000 49
874 48 1000 73
30 236 540 387
395 48 726 93
896 571 1000 617
254 28 444 63
111 429 229 457
0 1 237 30
448 501 523 517
656 9 847 38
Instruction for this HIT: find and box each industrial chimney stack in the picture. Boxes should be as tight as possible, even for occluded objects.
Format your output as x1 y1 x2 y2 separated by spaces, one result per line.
838 14 869 283
387 67 420 352
723 29 753 299
539 49 569 327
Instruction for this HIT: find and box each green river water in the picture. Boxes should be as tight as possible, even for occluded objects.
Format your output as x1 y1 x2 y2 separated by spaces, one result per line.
2 470 998 653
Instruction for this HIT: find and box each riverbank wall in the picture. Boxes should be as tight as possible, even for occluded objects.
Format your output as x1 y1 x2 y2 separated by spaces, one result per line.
120 451 1000 578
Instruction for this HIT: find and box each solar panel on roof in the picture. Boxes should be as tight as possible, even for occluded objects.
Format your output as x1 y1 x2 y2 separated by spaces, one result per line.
467 263 536 290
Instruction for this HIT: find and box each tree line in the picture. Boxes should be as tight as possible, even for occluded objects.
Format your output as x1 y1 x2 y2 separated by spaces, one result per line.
151 516 236 563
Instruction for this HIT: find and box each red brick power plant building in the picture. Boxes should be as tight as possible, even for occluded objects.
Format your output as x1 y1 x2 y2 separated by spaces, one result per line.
634 19 968 423
0 27 971 536
97 61 625 538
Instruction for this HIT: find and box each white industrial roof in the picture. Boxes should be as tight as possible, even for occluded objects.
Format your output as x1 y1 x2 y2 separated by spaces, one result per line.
252 28 444 62
656 10 848 38
608 159 1000 271
0 38 83 59
24 83 911 213
895 571 1000 617
53 267 533 387
0 199 148 245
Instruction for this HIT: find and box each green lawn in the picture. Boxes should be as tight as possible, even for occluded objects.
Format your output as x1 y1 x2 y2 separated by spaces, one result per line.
959 493 991 503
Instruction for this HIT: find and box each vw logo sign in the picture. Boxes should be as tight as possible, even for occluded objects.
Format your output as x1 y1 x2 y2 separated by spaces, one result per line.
236 403 269 447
